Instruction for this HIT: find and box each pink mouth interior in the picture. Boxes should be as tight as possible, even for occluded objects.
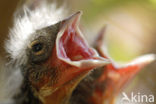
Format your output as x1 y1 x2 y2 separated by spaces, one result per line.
58 26 95 61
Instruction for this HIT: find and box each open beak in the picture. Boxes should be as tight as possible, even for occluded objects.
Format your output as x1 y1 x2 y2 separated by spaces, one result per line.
38 12 109 104
50 11 109 88
88 27 155 104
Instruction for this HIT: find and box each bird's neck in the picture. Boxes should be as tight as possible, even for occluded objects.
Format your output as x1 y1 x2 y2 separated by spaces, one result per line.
39 71 88 104
13 77 42 104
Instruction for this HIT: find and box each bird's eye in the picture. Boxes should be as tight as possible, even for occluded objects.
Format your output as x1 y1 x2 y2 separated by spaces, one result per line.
30 41 44 55
32 43 43 52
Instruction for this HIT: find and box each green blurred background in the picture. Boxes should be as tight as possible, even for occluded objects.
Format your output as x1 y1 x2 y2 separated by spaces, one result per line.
0 0 156 103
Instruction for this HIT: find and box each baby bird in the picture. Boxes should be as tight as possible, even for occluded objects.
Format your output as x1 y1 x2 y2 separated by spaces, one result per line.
0 2 109 104
70 27 155 104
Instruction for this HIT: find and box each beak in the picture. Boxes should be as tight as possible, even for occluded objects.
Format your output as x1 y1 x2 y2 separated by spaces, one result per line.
56 11 108 68
49 11 109 88
38 12 109 104
88 27 156 104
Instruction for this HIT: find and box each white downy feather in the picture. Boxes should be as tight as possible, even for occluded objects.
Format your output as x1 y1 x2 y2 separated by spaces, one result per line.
5 1 67 65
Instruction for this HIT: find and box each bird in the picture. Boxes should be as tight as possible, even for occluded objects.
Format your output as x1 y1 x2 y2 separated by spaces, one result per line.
0 1 109 104
70 27 155 104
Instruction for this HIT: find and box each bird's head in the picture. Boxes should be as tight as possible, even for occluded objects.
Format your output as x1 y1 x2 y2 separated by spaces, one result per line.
5 5 109 104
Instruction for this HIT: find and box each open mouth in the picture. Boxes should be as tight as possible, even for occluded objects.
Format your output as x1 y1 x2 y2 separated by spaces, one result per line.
58 21 95 61
42 12 110 89
56 11 109 68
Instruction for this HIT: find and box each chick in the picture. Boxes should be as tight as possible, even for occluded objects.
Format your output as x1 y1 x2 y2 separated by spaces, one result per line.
70 27 155 104
1 2 109 104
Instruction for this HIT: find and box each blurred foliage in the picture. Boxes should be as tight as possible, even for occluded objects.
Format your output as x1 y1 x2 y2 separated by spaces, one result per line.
149 0 156 6
75 0 156 62
108 39 137 62
80 0 156 22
